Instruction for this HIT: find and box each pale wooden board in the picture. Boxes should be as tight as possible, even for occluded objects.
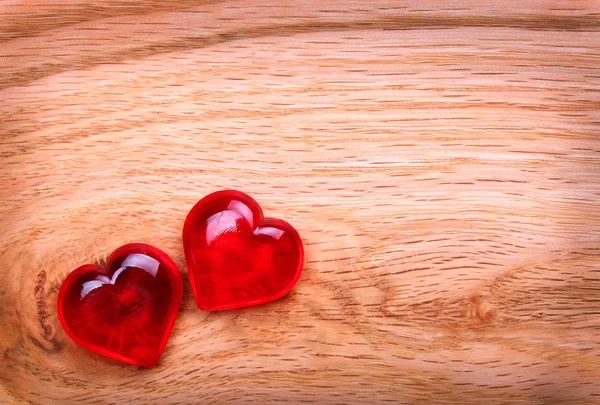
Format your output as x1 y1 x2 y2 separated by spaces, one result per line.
1 1 599 404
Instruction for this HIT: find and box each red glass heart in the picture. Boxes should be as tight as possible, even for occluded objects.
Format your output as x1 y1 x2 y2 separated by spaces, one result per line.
57 243 182 368
183 190 304 310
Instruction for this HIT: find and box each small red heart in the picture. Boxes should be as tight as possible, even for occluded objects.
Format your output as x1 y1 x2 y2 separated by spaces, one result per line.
183 190 304 310
57 243 182 368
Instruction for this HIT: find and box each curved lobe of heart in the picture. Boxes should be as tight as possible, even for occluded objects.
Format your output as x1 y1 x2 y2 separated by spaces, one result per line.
57 243 182 368
183 190 304 310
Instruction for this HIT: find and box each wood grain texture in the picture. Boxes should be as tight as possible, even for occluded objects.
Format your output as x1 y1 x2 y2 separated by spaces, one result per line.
1 1 600 404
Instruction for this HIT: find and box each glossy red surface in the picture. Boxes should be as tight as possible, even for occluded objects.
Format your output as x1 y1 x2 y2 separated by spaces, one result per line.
57 243 182 368
183 190 304 310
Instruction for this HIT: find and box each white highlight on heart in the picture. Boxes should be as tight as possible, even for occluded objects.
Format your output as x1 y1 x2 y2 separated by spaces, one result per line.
80 254 160 299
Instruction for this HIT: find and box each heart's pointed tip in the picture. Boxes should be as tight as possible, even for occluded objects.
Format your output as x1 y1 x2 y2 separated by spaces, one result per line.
142 358 160 369
120 351 162 368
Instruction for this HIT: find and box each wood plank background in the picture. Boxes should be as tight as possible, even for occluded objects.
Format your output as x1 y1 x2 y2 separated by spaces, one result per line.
1 1 599 404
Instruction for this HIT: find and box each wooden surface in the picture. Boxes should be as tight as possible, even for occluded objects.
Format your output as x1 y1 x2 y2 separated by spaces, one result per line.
1 1 600 404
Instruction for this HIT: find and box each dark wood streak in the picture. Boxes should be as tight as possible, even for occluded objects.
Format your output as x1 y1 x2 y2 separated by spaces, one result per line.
0 1 226 43
1 14 599 91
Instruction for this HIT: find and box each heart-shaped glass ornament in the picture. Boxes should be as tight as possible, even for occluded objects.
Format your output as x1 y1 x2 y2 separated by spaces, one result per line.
57 243 182 368
183 190 304 310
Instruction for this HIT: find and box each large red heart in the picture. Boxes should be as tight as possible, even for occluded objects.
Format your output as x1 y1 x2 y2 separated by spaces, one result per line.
57 243 182 368
183 190 304 310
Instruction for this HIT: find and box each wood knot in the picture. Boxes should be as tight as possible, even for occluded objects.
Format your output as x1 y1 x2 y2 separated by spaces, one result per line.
33 270 62 352
34 270 53 340
466 293 496 324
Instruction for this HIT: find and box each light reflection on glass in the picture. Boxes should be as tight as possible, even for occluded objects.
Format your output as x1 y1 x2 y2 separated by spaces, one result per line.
228 200 253 227
205 210 244 245
80 254 160 299
254 227 285 240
